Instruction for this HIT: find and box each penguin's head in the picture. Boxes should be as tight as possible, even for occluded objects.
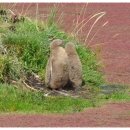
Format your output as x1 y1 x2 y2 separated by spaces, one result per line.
50 39 63 50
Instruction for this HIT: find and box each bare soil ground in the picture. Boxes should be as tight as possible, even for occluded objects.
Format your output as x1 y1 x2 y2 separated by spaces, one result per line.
0 102 130 127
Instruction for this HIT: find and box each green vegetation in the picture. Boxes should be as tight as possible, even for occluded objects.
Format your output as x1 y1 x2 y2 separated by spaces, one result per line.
0 8 104 86
0 84 93 114
0 83 129 114
1 19 71 81
104 91 130 101
98 84 130 103
77 45 104 86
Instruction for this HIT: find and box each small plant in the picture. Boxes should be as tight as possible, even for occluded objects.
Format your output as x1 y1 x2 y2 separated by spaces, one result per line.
0 54 23 83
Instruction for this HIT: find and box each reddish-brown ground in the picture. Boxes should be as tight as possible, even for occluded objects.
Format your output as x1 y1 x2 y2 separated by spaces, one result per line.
1 3 130 127
0 102 130 127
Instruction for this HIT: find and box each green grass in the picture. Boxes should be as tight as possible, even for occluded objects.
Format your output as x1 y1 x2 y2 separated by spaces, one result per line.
0 7 107 114
77 45 104 86
2 19 71 74
0 84 94 114
107 91 130 101
98 87 130 103
0 84 129 114
0 10 104 86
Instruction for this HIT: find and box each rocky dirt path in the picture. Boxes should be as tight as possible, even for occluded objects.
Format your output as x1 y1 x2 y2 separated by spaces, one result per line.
0 102 130 127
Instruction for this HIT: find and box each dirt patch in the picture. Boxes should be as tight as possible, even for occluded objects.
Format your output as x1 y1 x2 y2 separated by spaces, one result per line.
0 102 130 127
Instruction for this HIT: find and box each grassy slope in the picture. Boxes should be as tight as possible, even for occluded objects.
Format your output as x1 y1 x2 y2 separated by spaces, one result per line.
1 16 104 86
